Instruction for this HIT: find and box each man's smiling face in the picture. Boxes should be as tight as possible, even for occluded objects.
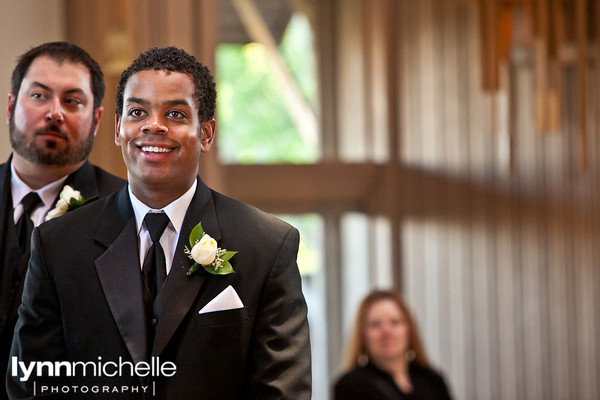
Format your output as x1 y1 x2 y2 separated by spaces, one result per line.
115 69 214 200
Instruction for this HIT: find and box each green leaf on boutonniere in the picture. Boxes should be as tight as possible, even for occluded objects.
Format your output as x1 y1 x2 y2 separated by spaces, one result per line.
189 223 205 247
68 196 96 210
202 250 237 275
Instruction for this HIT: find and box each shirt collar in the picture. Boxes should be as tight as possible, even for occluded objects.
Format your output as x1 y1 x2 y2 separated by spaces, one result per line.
129 180 197 235
10 161 69 209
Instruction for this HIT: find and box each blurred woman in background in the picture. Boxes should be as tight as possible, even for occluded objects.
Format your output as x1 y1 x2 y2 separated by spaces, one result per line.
334 290 452 400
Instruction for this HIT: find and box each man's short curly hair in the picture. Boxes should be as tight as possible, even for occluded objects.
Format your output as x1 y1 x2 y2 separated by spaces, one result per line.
116 46 216 122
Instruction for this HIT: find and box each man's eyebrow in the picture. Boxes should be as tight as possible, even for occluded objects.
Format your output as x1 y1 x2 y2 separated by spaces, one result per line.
30 82 86 96
163 99 190 107
124 98 189 107
125 97 148 105
64 88 86 96
30 82 51 91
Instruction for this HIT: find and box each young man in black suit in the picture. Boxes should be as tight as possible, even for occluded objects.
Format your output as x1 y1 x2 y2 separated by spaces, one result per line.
0 42 124 398
8 46 311 399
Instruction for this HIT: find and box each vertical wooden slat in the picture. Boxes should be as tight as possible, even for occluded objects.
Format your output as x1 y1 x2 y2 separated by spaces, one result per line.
498 2 513 61
313 0 338 161
544 81 569 400
471 3 495 398
360 0 374 161
590 44 600 400
550 0 566 54
381 0 403 290
446 2 469 175
575 0 589 171
496 162 519 400
534 0 550 133
545 0 563 134
399 0 422 167
574 206 597 400
194 0 221 190
521 204 545 399
336 0 366 161
479 0 500 90
323 213 344 384
439 2 466 395
450 5 475 398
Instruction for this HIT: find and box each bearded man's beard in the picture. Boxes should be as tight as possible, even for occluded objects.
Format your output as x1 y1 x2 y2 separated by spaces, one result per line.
9 112 95 166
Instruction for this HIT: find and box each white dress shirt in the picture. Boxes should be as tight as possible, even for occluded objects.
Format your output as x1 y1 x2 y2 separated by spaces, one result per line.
11 162 68 227
129 180 197 274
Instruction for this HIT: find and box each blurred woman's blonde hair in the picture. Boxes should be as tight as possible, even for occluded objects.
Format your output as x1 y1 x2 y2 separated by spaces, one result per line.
343 290 430 371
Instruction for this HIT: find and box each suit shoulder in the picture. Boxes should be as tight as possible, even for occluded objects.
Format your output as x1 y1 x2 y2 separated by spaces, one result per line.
88 165 126 195
210 190 296 236
40 192 118 233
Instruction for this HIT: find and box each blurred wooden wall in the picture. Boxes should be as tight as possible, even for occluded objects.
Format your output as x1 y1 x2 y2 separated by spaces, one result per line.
310 0 600 399
402 1 598 399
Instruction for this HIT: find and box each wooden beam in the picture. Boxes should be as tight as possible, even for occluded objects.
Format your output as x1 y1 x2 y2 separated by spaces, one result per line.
220 162 600 232
221 163 380 213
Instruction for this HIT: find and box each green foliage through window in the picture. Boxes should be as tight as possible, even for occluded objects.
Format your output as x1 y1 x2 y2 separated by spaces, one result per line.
216 13 318 164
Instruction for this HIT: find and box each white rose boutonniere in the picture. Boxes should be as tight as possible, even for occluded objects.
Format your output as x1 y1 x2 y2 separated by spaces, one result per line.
184 222 237 276
45 185 96 221
191 234 218 265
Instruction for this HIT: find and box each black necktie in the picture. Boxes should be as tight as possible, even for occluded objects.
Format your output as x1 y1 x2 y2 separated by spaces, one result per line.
142 212 170 299
15 192 42 252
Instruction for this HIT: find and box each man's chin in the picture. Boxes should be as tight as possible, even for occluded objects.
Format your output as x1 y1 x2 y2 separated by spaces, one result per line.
22 151 84 168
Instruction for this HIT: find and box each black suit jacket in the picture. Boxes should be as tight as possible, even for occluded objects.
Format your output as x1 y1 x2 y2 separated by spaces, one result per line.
0 157 125 399
8 180 311 399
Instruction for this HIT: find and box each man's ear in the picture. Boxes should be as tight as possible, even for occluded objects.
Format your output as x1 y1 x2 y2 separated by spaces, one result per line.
6 93 16 125
115 114 122 146
91 106 104 138
200 119 216 153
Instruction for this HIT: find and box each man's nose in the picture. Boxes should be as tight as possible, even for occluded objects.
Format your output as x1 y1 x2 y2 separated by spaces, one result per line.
45 97 64 124
142 114 168 135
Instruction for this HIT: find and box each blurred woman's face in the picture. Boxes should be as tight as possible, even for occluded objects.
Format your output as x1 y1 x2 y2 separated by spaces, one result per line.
363 299 410 364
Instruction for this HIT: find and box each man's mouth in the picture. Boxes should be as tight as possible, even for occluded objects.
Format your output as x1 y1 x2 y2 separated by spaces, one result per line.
37 126 67 140
140 145 174 153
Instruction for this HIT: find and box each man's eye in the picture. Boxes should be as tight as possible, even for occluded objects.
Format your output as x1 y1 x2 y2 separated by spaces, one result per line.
30 92 44 100
167 110 185 119
129 109 146 117
65 98 83 106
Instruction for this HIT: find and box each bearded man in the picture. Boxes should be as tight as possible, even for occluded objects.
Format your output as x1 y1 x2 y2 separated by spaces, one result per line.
0 42 124 398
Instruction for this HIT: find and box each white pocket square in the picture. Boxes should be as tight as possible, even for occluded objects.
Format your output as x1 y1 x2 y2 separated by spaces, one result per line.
198 285 244 314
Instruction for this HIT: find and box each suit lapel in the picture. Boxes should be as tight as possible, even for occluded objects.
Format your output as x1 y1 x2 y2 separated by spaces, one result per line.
63 161 102 199
94 188 148 364
152 179 220 356
0 158 17 256
0 161 19 316
0 161 14 256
